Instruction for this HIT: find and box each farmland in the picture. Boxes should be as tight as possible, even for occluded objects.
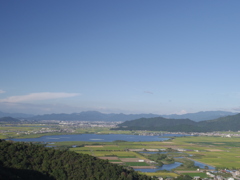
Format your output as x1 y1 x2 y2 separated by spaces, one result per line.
1 124 240 178
51 135 240 178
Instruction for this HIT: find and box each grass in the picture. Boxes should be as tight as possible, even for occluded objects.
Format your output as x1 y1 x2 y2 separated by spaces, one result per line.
118 156 136 158
109 160 121 162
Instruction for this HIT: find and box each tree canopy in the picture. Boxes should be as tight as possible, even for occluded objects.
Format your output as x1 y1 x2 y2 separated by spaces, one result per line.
0 140 155 180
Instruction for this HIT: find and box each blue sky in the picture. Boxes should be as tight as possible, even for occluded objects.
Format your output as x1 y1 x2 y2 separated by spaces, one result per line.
1 0 240 115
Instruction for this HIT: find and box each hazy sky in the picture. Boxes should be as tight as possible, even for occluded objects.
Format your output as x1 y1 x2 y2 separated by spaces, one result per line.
1 1 240 115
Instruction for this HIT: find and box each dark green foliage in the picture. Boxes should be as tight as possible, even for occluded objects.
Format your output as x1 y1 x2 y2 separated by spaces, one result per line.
0 166 55 180
0 140 155 180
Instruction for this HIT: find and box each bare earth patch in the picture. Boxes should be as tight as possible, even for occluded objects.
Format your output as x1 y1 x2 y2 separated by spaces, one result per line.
98 157 119 160
206 149 223 152
120 158 143 162
111 162 123 164
85 145 103 147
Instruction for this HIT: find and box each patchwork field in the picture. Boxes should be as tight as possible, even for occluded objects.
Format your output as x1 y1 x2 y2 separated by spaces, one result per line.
4 126 240 177
66 136 240 170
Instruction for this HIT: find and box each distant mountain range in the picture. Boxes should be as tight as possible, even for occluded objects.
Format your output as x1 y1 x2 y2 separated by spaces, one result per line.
0 110 237 122
0 117 20 123
0 111 33 119
1 110 240 132
27 111 159 121
161 111 237 122
115 113 240 132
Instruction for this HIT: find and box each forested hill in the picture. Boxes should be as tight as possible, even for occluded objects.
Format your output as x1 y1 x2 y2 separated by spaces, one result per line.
116 117 201 132
0 140 154 180
115 113 240 132
0 117 20 123
198 113 240 131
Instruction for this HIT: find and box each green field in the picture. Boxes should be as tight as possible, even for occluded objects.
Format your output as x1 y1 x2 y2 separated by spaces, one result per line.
55 135 240 169
172 136 240 168
182 172 208 178
138 172 178 178
124 162 150 166
109 160 122 162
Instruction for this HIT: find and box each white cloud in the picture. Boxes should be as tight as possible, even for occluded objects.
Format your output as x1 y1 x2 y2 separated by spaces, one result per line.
0 92 80 103
0 90 5 94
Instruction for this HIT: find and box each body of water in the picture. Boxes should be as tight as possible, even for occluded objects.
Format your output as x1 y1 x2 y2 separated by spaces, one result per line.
12 133 172 142
134 162 182 172
138 152 215 171
193 160 215 170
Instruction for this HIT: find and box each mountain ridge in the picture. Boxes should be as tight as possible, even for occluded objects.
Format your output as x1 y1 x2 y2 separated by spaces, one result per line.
0 110 237 122
116 113 240 132
26 110 237 122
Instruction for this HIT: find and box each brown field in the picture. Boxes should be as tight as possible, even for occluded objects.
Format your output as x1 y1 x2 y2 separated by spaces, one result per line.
120 158 143 162
206 149 223 152
98 157 119 160
85 145 103 147
111 162 123 164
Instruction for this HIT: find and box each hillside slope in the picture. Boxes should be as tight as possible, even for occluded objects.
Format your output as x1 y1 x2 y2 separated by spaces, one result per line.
0 140 154 180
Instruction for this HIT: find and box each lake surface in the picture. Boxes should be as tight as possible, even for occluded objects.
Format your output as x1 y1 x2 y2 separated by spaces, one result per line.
12 133 173 142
